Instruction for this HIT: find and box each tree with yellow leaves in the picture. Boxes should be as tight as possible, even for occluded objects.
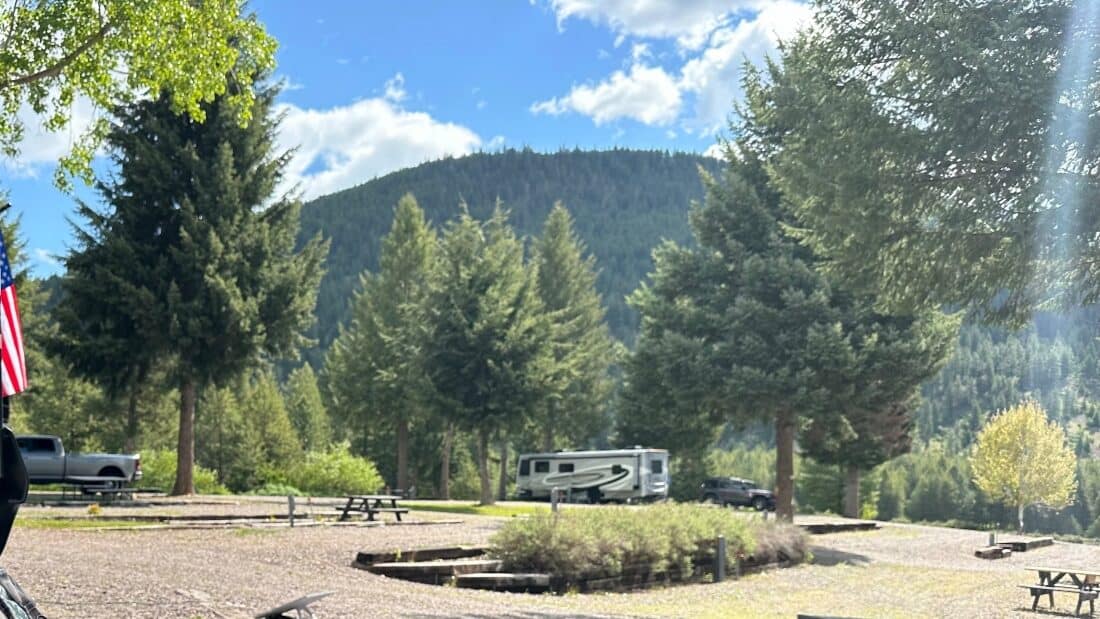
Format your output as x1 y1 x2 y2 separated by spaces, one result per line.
971 400 1077 532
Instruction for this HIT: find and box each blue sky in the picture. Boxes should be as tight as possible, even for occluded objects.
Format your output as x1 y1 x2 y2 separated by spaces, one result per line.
2 0 809 277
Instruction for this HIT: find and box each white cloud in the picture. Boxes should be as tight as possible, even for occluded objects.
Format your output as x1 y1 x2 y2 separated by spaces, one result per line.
530 63 681 126
278 96 482 200
383 73 407 102
1 96 99 177
547 0 773 49
33 248 59 268
679 0 812 132
534 1 811 133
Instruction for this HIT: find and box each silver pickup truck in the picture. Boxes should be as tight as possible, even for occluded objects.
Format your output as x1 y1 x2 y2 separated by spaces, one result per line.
16 435 142 485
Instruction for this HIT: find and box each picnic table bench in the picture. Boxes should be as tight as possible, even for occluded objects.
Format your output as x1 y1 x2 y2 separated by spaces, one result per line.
338 494 408 522
1021 566 1100 617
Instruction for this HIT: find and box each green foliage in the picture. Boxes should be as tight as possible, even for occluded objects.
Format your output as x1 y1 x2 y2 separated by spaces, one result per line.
490 504 805 583
747 0 1097 321
530 204 617 451
195 385 265 492
325 194 437 489
57 77 327 493
240 371 303 467
283 364 330 452
299 149 719 362
972 400 1077 529
423 205 551 504
0 1 276 186
247 483 303 497
139 450 227 495
281 445 384 497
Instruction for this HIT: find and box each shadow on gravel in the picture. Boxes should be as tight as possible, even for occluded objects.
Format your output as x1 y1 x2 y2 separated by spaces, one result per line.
809 547 871 567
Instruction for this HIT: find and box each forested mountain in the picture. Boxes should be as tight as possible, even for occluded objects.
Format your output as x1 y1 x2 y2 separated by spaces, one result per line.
297 148 721 365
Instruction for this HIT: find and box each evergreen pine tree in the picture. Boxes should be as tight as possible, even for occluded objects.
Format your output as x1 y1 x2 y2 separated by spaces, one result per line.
57 77 327 494
531 203 617 451
325 194 436 491
284 363 330 452
242 371 303 471
423 205 550 505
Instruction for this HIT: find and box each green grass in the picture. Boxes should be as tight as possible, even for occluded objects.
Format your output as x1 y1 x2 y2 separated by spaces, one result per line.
14 518 153 530
403 501 550 518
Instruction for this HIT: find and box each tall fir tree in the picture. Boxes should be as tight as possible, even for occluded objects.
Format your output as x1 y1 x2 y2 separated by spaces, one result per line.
325 194 436 491
57 77 327 494
241 370 302 470
195 385 265 491
423 205 550 505
284 363 330 452
531 203 617 451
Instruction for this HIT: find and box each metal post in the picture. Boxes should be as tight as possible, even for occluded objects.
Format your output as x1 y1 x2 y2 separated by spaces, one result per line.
551 487 560 512
988 531 996 547
715 535 727 583
288 495 296 528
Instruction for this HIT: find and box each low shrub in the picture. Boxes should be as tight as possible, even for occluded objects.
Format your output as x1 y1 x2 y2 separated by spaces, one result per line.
247 482 303 496
490 504 806 584
140 450 228 495
282 444 383 496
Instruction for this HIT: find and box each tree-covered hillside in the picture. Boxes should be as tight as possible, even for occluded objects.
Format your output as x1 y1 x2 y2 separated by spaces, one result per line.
298 148 721 363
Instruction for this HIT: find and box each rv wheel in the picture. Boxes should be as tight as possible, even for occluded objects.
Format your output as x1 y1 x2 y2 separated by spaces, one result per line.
587 488 601 504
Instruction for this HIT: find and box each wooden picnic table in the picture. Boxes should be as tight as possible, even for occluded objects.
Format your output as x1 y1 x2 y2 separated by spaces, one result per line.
1022 566 1100 617
338 494 408 522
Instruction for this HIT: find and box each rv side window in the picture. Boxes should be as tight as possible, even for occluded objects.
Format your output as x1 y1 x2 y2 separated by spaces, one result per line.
651 460 663 474
559 463 574 473
535 461 549 473
519 459 530 476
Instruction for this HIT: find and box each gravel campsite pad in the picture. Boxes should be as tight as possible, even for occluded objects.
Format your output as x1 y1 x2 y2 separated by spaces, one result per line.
4 497 1100 618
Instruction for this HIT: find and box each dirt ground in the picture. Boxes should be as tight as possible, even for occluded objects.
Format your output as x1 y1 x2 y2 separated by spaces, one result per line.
3 496 1099 618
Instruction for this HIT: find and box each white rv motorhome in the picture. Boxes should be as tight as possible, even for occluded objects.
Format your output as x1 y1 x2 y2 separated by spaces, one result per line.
515 448 669 503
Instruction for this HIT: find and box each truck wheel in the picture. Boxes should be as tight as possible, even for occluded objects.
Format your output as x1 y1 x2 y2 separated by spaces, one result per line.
98 467 124 487
702 493 719 505
752 496 768 512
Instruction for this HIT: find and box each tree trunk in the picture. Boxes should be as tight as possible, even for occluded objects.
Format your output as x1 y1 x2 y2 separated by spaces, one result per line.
439 425 453 499
172 378 197 495
1018 503 1026 533
124 385 139 454
775 411 796 521
396 416 409 493
497 438 508 501
477 428 493 505
843 464 860 519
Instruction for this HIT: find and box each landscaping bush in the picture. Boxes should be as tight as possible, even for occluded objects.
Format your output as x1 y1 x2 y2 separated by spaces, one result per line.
247 482 303 496
489 503 806 584
282 444 383 496
140 450 228 495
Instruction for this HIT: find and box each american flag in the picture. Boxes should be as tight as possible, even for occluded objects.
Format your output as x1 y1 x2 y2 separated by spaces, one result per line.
0 233 26 396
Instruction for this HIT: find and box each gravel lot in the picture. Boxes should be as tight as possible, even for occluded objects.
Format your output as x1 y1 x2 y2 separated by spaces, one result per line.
2 497 1099 618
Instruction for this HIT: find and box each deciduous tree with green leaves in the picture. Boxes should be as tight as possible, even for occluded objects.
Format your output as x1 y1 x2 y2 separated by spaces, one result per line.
0 0 276 186
58 77 327 494
971 400 1077 532
423 205 550 505
325 194 437 491
531 203 616 451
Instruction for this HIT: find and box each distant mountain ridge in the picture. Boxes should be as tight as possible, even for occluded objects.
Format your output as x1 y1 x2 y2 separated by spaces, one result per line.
297 148 722 364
